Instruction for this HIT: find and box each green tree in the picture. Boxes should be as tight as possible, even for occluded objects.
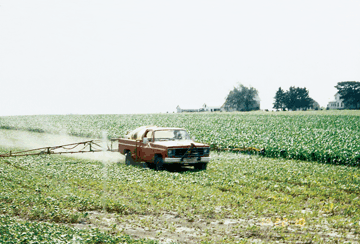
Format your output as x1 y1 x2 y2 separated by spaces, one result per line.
335 81 360 109
284 86 297 110
283 86 312 110
224 84 260 111
273 87 285 110
295 87 312 110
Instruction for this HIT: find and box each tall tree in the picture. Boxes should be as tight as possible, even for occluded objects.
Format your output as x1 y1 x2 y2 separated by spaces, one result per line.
295 87 312 110
224 84 260 111
284 86 298 110
281 86 312 110
273 87 285 110
335 81 360 109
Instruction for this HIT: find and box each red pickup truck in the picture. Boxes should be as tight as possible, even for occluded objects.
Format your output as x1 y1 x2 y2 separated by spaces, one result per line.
117 126 210 170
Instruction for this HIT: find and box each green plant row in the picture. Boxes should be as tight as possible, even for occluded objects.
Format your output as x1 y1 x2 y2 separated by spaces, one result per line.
0 111 359 165
1 150 359 242
0 215 156 244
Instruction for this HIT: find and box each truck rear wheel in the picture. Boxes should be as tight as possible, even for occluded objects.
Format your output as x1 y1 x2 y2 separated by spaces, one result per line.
154 155 164 171
125 152 132 166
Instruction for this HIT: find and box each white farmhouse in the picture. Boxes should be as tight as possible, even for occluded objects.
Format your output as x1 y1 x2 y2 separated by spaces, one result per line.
327 93 344 110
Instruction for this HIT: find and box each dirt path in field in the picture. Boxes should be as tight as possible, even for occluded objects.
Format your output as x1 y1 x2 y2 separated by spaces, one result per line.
71 210 359 243
7 209 359 243
73 210 252 243
0 129 123 163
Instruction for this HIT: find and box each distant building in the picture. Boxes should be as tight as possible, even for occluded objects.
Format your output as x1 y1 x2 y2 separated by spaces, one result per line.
327 93 344 110
176 105 199 113
311 99 320 110
202 104 223 112
176 104 224 113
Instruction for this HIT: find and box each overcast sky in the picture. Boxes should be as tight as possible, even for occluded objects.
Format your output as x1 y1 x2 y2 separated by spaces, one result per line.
1 0 359 116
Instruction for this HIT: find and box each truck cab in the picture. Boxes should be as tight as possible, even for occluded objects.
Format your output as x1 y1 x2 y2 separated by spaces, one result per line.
118 126 210 170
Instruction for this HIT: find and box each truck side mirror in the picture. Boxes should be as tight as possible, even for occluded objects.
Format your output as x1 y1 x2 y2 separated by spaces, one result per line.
143 138 149 144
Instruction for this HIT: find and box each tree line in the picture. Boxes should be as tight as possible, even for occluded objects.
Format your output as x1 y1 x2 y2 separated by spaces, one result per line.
273 86 318 111
223 81 360 111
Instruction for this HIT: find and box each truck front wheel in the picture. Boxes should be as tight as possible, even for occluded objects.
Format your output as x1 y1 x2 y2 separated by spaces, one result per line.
194 163 207 170
154 155 164 171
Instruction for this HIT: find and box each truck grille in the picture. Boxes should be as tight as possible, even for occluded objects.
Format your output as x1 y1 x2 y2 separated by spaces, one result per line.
174 148 205 157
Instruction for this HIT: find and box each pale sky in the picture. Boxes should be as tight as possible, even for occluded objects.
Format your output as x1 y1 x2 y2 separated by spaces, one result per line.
1 1 359 116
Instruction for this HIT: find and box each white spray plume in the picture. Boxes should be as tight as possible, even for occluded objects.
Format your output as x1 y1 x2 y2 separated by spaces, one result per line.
0 129 124 163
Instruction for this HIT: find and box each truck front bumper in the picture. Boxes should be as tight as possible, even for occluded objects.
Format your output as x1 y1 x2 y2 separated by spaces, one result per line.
164 157 211 163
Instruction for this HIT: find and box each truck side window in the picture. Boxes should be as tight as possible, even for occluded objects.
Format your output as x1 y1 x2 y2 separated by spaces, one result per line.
145 131 153 141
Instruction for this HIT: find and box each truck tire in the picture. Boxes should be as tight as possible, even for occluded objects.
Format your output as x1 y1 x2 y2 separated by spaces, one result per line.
194 163 207 170
125 152 132 166
154 155 164 171
146 162 155 169
168 164 181 172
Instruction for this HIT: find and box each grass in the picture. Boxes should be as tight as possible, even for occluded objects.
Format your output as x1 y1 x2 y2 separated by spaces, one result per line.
1 147 359 243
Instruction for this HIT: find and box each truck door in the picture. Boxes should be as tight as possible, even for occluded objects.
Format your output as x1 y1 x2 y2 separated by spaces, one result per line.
135 140 141 160
138 130 153 161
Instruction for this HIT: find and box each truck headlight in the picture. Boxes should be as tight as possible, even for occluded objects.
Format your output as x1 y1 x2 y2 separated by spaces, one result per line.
203 148 210 154
168 149 175 156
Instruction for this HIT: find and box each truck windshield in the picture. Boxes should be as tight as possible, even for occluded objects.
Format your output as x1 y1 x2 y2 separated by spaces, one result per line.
154 130 191 141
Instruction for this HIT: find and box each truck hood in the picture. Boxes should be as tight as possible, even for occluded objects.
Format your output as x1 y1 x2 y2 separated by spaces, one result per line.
151 140 208 148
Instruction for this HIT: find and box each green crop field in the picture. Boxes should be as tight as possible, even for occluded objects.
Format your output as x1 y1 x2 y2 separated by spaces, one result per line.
1 110 359 165
0 110 359 243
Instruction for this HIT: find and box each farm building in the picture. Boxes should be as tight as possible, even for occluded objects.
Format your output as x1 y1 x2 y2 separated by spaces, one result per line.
201 104 223 112
176 106 199 113
176 104 224 113
327 93 344 110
